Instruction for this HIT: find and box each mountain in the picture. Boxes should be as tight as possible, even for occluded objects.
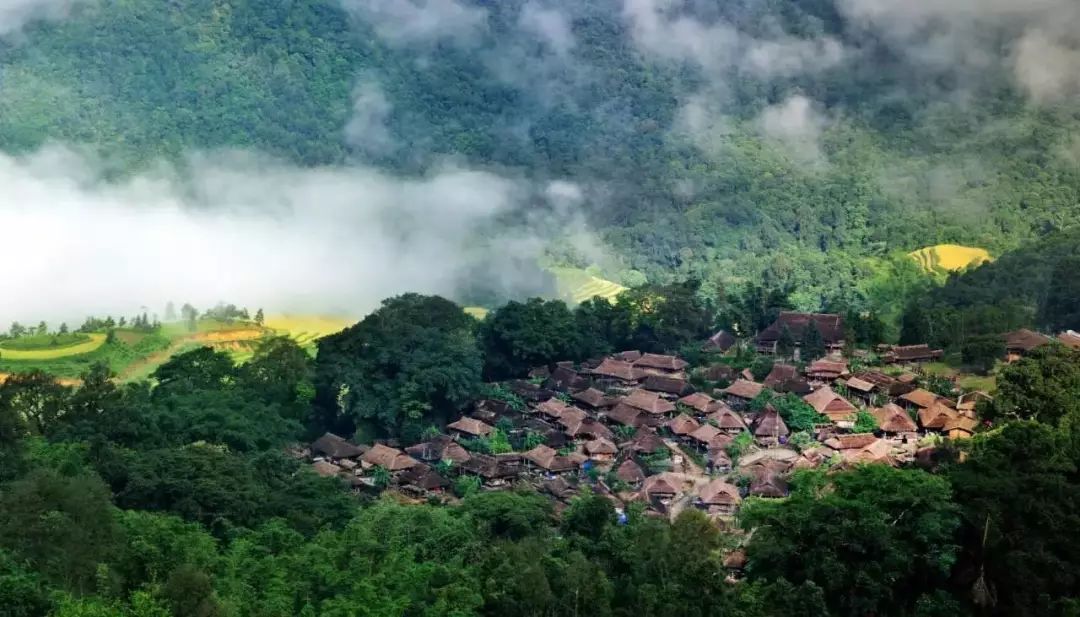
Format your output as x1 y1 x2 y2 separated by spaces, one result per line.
2 0 1079 318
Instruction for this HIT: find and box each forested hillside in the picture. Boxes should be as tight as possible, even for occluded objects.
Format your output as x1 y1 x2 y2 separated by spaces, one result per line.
3 0 1080 317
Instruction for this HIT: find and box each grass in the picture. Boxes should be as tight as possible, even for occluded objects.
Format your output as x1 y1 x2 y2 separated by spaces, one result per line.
549 267 627 304
463 306 489 320
0 333 107 360
908 244 991 273
0 332 90 351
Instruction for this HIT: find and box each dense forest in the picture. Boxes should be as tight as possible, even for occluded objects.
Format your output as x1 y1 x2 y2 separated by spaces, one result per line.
3 0 1080 318
2 0 1080 615
2 288 1079 616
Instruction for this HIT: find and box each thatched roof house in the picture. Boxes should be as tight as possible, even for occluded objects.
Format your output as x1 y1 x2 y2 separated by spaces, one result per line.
361 444 419 471
310 432 366 460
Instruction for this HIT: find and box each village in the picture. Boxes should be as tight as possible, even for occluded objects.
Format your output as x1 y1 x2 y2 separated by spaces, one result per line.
301 312 1076 536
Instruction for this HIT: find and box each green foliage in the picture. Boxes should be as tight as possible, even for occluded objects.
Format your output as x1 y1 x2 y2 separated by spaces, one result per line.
314 294 482 440
947 422 1080 616
741 466 961 616
852 409 879 433
993 345 1080 426
453 475 482 499
749 356 775 382
800 322 826 361
480 298 584 379
776 325 797 359
961 334 1004 374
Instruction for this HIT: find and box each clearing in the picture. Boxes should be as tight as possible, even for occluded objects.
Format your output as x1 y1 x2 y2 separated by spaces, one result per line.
908 244 991 273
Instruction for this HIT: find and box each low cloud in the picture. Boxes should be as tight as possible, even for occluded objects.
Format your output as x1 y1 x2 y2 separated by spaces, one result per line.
344 79 397 158
621 0 845 79
339 0 488 47
0 0 87 37
756 95 830 167
519 2 575 57
837 0 1080 104
0 146 577 323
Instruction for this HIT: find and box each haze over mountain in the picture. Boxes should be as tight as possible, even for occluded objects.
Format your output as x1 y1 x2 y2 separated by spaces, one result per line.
2 0 1079 320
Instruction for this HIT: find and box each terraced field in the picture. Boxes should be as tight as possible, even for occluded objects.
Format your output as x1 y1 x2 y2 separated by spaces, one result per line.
0 333 107 360
909 245 991 273
549 267 627 304
254 314 355 362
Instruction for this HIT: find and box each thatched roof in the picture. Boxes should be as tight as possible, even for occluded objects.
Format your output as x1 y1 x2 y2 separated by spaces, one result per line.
310 432 365 460
447 417 494 437
405 436 472 464
585 438 618 456
689 423 723 445
311 460 342 478
763 363 798 389
665 413 701 436
616 458 646 484
592 358 641 381
844 376 875 393
872 403 917 433
628 428 667 454
709 407 747 431
536 398 568 418
884 344 944 362
524 444 576 472
807 359 848 377
623 389 677 415
545 366 588 392
678 392 718 414
361 444 419 471
900 388 944 409
803 386 857 418
823 433 878 451
723 379 764 400
398 464 449 490
1005 328 1052 352
605 403 644 427
1059 330 1080 349
919 403 959 430
753 407 789 438
757 312 844 344
634 353 690 372
572 388 614 409
642 375 693 396
704 330 737 352
696 479 741 506
642 474 680 498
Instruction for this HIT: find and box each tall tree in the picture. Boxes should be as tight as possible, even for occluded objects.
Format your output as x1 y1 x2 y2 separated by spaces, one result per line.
741 466 960 616
800 322 826 361
480 298 582 379
992 344 1080 426
314 294 482 439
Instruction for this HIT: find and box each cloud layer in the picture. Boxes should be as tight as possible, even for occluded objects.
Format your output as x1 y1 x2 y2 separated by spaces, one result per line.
0 147 569 323
0 0 86 36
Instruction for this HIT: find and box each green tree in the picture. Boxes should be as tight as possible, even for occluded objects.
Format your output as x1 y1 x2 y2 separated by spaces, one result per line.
961 334 1004 374
253 308 264 326
993 344 1080 426
852 409 879 433
800 322 826 361
741 466 960 616
0 371 68 436
480 298 583 379
314 294 482 439
948 422 1080 617
776 324 796 359
0 469 120 595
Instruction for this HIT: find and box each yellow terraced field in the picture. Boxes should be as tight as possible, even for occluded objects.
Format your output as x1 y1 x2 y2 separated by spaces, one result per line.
550 267 628 304
909 245 991 273
0 333 107 360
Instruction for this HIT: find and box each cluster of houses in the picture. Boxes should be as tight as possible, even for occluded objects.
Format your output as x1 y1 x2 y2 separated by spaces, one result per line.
302 311 993 525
